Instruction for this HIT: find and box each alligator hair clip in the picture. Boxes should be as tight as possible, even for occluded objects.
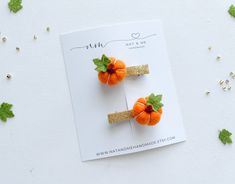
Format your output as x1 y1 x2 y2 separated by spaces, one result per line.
93 54 149 86
108 93 163 126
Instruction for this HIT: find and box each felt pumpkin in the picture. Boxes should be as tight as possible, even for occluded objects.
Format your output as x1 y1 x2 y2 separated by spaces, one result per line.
132 93 163 126
93 54 126 86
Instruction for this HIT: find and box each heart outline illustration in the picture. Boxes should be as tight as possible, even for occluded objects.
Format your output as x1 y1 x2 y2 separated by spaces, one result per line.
131 33 141 39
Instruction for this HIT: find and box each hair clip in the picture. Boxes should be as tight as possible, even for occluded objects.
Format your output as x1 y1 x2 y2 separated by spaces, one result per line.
93 54 149 86
108 93 163 126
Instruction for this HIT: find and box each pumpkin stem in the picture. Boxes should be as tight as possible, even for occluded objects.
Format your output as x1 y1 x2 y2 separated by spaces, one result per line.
145 105 153 113
107 63 115 74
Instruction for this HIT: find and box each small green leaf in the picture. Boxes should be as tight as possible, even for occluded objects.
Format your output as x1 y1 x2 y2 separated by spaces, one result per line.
93 54 111 72
93 59 101 65
219 129 233 145
228 4 235 18
146 93 163 111
101 54 110 64
0 102 14 122
96 65 107 72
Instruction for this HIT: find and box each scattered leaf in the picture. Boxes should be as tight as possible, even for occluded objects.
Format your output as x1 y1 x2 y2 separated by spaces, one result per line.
228 4 235 18
8 0 23 13
219 129 233 145
0 103 14 122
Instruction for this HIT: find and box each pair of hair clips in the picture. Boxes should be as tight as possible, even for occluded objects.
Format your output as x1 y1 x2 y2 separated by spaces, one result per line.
93 54 163 126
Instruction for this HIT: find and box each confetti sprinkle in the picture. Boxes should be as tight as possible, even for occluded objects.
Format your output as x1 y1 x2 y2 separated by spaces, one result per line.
219 78 232 92
229 72 235 79
219 80 224 85
216 55 222 61
6 73 12 79
222 86 227 91
2 37 7 42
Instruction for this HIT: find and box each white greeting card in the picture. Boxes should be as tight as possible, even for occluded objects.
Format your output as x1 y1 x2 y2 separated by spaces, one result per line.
60 20 186 161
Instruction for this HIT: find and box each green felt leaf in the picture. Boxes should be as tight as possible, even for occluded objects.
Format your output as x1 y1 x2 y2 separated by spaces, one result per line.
228 4 235 18
0 103 14 122
8 0 23 13
219 129 233 145
93 54 111 72
146 93 163 111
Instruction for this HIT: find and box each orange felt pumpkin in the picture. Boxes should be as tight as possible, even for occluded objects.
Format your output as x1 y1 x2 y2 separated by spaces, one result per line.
132 94 163 126
93 54 126 86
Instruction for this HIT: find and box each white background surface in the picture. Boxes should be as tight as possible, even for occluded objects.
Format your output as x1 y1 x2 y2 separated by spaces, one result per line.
1 0 235 183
